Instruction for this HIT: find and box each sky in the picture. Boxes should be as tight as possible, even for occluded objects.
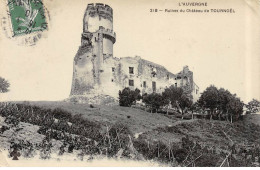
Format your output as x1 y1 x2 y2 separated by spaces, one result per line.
0 0 260 103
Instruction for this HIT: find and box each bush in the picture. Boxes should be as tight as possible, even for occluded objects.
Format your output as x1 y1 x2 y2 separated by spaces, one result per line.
143 93 163 112
52 108 72 120
37 126 48 135
195 153 219 167
133 139 151 159
104 123 132 157
0 125 10 133
174 148 188 163
119 88 141 107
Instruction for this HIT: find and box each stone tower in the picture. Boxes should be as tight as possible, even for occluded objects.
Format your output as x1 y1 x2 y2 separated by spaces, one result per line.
70 3 116 96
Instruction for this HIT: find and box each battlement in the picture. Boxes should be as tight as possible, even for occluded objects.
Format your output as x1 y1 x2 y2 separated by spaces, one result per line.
86 3 113 21
98 26 116 35
98 26 116 43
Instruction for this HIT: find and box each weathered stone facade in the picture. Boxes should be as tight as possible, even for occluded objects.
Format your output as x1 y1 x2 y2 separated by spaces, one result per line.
70 3 200 104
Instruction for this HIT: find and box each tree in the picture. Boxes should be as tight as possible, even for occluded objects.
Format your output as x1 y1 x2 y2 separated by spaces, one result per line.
198 85 219 120
199 85 244 122
226 95 244 123
217 88 232 120
0 77 10 93
190 102 199 119
177 94 192 119
119 88 141 107
143 93 163 113
246 99 260 114
162 86 192 119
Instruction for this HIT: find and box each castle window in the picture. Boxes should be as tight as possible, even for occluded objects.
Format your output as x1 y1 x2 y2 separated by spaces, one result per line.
167 74 169 79
111 79 114 82
143 81 146 88
196 89 198 94
129 67 134 74
112 67 115 72
129 80 134 86
175 83 177 87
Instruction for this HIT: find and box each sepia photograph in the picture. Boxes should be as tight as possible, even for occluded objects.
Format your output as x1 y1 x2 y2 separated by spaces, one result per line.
0 0 260 167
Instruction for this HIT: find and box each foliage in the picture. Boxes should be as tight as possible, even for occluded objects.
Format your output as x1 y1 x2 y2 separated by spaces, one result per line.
178 94 193 113
119 88 141 107
226 95 244 123
162 86 192 117
246 99 260 114
1 102 260 166
198 85 219 112
52 108 72 120
218 88 232 113
105 123 132 157
142 93 163 112
0 77 10 93
198 85 244 122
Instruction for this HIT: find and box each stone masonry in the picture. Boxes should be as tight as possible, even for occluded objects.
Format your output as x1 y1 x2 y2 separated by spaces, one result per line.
70 3 200 104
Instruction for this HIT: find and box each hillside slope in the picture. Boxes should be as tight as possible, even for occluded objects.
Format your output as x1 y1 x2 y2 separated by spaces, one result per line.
25 101 178 134
1 101 260 166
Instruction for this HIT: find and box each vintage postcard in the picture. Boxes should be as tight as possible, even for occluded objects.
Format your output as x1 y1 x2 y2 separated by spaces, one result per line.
0 0 260 167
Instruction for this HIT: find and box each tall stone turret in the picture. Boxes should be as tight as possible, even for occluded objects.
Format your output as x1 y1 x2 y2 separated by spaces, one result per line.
70 3 116 96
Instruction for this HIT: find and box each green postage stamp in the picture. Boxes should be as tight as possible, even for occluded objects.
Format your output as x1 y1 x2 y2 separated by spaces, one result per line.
7 0 47 37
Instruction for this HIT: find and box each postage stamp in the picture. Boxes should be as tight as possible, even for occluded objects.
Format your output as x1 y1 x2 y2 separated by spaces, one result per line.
7 0 48 37
1 0 50 46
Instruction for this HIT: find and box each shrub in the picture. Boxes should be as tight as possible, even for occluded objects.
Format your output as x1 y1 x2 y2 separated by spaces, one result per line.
103 123 133 157
37 126 48 135
52 108 72 120
174 148 188 163
133 139 151 159
119 88 141 107
143 93 163 112
195 153 219 167
0 125 10 133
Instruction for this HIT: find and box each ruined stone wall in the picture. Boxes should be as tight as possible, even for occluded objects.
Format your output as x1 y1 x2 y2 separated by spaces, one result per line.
98 56 121 98
175 66 195 101
70 47 95 95
192 83 200 103
70 3 200 104
96 56 181 97
70 3 116 96
117 57 141 91
137 59 173 94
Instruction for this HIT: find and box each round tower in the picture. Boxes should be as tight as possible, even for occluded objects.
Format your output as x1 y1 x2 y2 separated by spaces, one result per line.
70 3 116 97
83 3 113 32
82 3 116 56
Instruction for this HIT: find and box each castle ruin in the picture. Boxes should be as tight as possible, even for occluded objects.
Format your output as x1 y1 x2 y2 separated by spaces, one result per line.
70 3 200 104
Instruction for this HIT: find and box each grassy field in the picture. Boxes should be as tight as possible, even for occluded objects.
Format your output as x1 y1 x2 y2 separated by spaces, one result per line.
25 101 179 134
23 101 260 146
